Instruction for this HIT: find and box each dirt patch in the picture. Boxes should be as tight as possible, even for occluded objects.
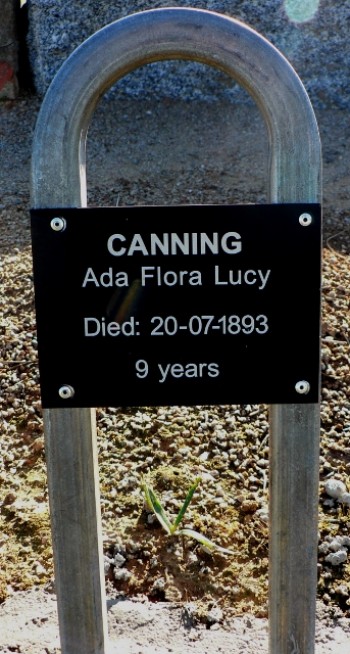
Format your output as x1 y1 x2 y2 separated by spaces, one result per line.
0 587 350 654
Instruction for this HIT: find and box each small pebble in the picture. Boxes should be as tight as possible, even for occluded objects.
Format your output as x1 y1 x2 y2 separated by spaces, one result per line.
325 550 348 566
207 607 223 624
324 479 347 499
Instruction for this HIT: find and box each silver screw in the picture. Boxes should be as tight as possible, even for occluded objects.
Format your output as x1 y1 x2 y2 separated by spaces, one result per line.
58 385 75 399
295 380 310 395
50 217 66 232
299 213 312 227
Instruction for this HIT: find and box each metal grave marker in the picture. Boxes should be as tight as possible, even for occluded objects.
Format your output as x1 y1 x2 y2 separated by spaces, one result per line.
30 8 322 654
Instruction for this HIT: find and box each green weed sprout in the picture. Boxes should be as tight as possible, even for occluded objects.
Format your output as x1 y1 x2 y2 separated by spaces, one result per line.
141 475 233 555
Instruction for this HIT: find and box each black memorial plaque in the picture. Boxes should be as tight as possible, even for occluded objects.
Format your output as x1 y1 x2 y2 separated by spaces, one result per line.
30 205 321 407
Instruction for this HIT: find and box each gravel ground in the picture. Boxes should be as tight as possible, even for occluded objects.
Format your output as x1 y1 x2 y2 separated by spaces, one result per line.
1 93 350 651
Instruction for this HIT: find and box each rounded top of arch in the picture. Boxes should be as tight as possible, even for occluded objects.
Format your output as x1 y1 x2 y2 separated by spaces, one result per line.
31 7 321 207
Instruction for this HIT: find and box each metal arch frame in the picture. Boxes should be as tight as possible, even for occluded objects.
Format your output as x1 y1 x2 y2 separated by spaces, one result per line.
31 8 322 654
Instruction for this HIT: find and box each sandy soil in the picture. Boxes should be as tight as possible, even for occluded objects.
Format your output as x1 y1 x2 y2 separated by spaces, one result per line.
0 587 350 654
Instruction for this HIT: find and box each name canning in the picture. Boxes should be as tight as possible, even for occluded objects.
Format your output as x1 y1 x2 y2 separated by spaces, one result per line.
106 232 242 256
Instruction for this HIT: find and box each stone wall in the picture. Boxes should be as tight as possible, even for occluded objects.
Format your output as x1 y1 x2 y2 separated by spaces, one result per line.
0 0 19 99
27 0 349 108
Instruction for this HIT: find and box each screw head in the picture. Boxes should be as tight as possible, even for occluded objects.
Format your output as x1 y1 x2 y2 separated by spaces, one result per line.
58 385 75 399
299 213 312 227
50 217 66 232
295 380 310 395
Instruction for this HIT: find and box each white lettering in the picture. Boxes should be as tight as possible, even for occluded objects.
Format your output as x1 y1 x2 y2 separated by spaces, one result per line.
150 233 169 255
158 363 171 383
142 266 156 285
208 363 220 377
229 270 242 285
214 265 228 285
107 232 242 256
158 361 220 382
82 267 99 287
107 234 127 256
100 268 113 287
84 317 101 336
170 233 190 255
258 269 271 290
84 316 137 337
141 266 202 287
128 234 149 256
221 232 242 254
244 270 257 285
214 266 271 289
82 267 129 287
200 233 219 254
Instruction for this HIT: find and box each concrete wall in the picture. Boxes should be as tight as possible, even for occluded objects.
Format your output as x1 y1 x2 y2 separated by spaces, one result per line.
0 0 19 99
27 0 350 108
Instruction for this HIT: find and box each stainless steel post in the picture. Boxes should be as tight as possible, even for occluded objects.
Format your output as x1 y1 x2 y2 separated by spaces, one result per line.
31 8 321 654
